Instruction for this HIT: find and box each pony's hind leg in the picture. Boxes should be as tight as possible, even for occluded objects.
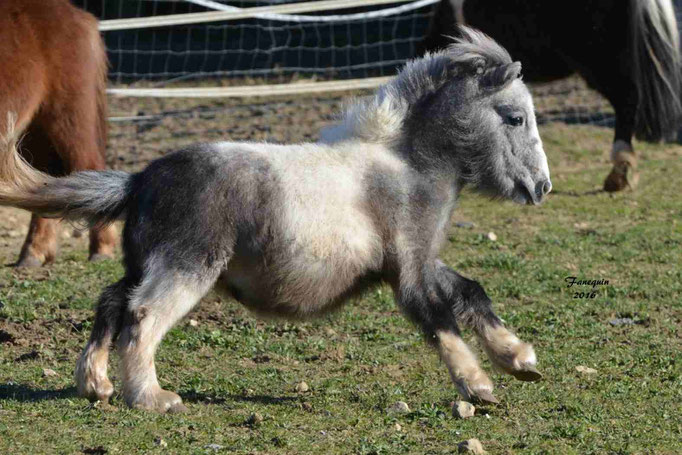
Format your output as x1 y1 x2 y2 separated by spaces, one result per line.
117 266 218 413
76 279 132 402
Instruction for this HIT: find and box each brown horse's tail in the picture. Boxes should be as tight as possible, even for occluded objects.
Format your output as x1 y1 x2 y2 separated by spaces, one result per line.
0 113 132 227
632 0 682 140
94 21 109 164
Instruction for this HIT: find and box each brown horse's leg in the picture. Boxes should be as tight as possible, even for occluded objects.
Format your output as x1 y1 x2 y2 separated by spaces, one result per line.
13 124 63 268
39 91 118 261
89 225 118 262
16 215 58 267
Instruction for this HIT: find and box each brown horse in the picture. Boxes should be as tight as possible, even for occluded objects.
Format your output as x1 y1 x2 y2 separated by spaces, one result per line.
0 0 117 266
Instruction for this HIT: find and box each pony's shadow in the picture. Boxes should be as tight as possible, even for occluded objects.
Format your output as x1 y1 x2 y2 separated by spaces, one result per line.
181 391 297 407
0 383 77 402
0 385 297 408
551 188 604 197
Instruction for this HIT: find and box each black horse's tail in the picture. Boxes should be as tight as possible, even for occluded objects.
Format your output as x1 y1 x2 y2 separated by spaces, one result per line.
632 0 682 140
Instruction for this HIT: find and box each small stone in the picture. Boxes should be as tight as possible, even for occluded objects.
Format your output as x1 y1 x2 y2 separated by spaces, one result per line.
42 368 57 377
455 221 475 229
458 438 486 454
576 365 598 374
324 327 336 336
72 229 84 238
387 401 410 415
204 444 223 451
154 437 167 448
486 232 497 241
6 230 20 238
295 381 310 393
609 318 635 326
188 319 199 327
61 229 72 239
393 423 402 431
452 400 475 419
246 412 263 426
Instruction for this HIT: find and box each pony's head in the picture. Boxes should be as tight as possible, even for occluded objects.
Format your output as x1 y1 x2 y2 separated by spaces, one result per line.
337 27 551 205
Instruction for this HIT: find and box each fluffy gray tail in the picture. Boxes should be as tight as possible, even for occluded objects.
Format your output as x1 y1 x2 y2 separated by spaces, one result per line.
0 113 132 227
632 0 682 140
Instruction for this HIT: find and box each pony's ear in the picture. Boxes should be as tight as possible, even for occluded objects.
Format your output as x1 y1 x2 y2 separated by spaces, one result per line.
478 61 522 91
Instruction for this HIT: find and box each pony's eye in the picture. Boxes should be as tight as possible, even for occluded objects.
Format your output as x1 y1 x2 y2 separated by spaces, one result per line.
507 115 524 127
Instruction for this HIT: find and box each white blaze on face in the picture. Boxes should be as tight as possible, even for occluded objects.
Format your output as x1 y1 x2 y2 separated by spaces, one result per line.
516 80 550 183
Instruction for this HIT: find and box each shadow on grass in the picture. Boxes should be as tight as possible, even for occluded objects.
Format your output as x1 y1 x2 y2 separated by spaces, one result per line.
552 189 605 197
0 383 77 402
181 390 297 406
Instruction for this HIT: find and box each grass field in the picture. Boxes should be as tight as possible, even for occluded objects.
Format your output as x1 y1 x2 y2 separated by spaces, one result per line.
0 123 681 454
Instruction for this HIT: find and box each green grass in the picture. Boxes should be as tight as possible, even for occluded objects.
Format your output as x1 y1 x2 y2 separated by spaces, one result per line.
1 124 681 454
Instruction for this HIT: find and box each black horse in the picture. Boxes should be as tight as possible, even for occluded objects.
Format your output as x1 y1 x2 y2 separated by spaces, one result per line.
422 0 682 191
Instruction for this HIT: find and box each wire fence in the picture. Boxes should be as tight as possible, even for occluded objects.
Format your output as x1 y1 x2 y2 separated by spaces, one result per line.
76 0 438 84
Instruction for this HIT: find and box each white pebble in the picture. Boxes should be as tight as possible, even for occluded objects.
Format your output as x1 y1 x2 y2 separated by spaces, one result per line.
458 438 486 454
387 401 410 415
42 368 57 377
295 381 310 393
452 401 475 419
486 232 497 241
576 365 598 374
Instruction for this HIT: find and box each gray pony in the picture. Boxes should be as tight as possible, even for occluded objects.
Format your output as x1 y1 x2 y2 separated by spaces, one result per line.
0 27 550 413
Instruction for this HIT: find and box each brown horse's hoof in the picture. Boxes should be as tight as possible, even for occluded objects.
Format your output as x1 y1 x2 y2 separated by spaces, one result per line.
89 253 115 263
603 162 638 192
15 253 46 268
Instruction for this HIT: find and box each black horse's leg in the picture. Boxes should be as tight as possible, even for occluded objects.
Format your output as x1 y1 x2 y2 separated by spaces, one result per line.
603 80 640 192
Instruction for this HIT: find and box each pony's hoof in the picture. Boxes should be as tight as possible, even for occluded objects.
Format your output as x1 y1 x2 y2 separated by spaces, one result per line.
470 389 500 405
604 162 638 192
75 363 115 403
79 379 114 403
89 253 114 263
510 365 542 382
129 388 187 414
167 402 189 414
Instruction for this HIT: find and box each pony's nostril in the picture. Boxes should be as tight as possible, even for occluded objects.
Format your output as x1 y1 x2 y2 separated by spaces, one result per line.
535 179 552 200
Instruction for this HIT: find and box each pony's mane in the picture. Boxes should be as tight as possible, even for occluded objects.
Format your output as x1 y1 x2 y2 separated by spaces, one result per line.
339 27 513 144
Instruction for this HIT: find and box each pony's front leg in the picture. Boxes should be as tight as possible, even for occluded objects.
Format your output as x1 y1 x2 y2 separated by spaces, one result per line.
395 276 498 404
435 263 541 382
